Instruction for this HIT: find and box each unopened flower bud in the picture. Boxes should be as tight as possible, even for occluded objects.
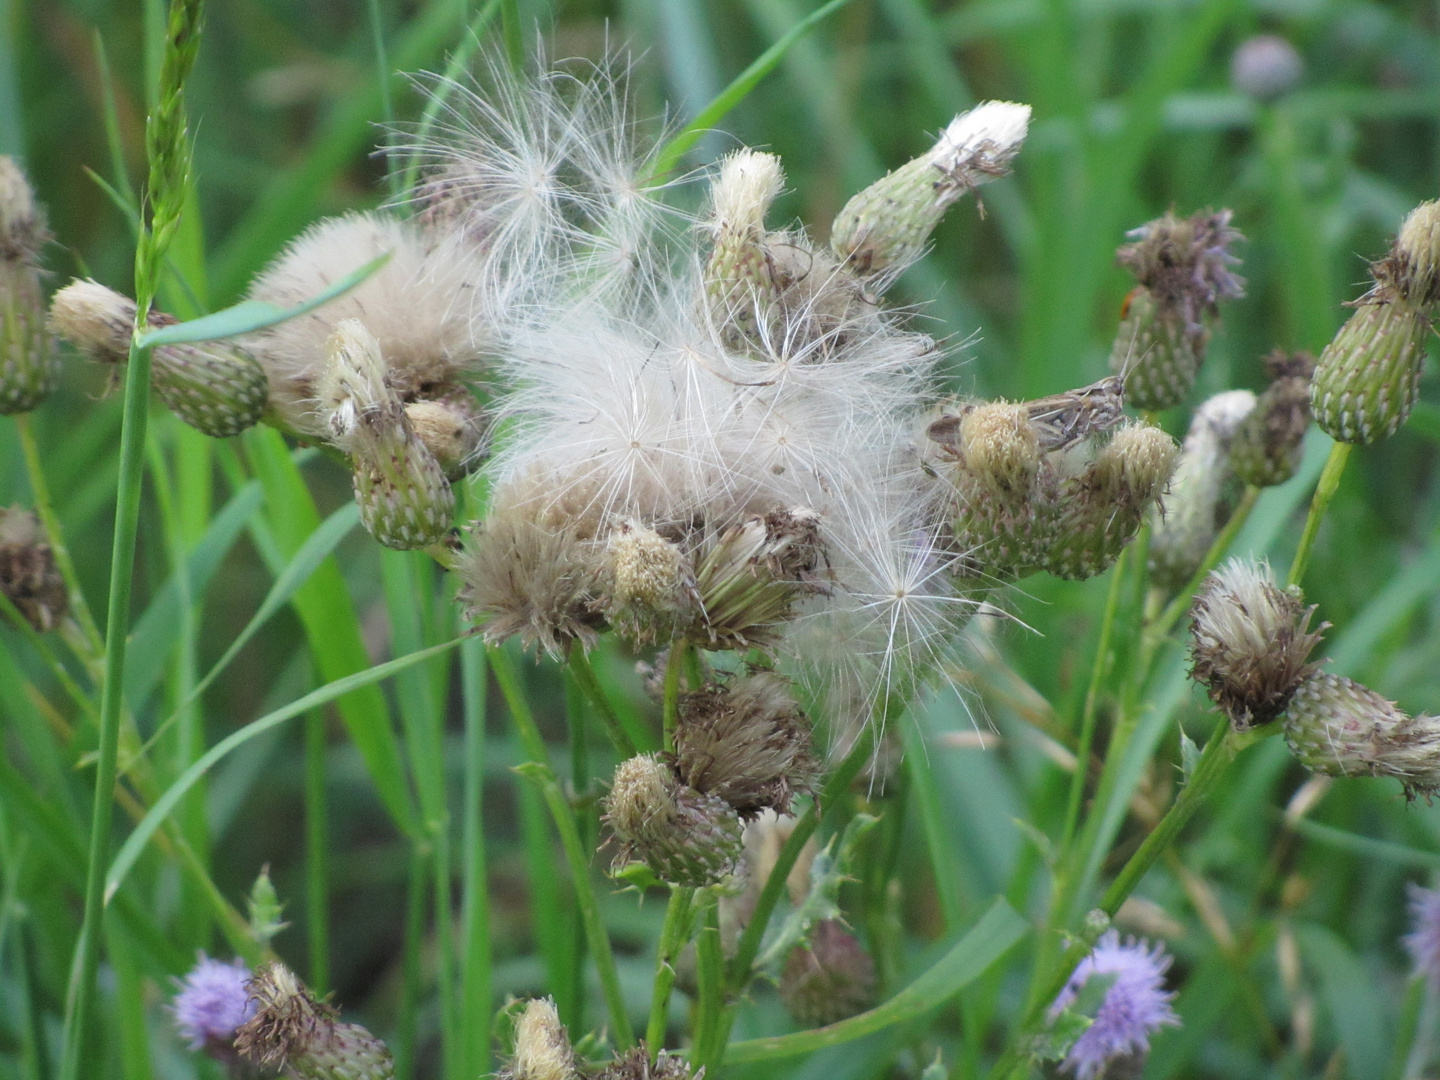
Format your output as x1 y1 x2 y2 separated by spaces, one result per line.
0 506 67 632
1149 390 1256 590
319 319 454 549
1283 672 1440 799
235 961 394 1080
705 149 784 348
503 999 576 1080
1312 202 1440 443
404 392 486 479
831 101 1030 279
1229 351 1314 487
601 520 696 645
779 920 876 1027
1110 209 1245 410
604 753 743 888
1044 423 1178 580
0 158 55 415
49 279 269 438
1230 35 1303 101
693 507 827 651
1188 558 1326 729
673 671 818 819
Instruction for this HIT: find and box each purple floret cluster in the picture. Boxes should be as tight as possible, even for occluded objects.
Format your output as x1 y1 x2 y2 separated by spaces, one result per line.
1050 930 1180 1080
1405 883 1440 986
172 955 255 1050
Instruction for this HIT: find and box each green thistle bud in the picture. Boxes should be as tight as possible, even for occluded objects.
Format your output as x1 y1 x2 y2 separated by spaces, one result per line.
693 507 827 651
1149 390 1256 591
246 864 288 950
601 519 696 646
1189 558 1325 729
0 158 55 415
503 999 576 1080
1110 208 1245 411
673 671 818 819
0 506 67 632
1043 423 1178 580
779 920 876 1027
831 102 1030 280
1283 672 1440 799
404 391 486 480
929 400 1051 580
319 320 454 549
604 753 743 888
48 279 268 438
1311 203 1440 444
1229 351 1315 487
705 149 784 349
235 962 394 1080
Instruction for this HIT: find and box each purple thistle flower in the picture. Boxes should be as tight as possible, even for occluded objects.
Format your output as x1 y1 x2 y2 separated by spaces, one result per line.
1050 931 1180 1080
1405 883 1440 986
172 954 255 1050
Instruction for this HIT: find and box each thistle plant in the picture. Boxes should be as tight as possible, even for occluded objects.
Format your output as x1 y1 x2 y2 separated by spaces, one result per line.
0 157 56 414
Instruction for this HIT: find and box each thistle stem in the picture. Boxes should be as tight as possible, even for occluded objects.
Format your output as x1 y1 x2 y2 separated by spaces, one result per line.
567 640 638 758
646 886 695 1056
1148 484 1261 647
692 891 726 1070
662 637 687 753
1287 440 1351 587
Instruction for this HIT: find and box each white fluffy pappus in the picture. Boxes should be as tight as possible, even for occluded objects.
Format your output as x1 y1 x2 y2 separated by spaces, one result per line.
244 211 487 438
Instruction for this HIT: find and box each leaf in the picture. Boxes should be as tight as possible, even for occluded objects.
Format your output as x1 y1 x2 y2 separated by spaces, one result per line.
1296 923 1389 1080
723 896 1028 1063
136 253 390 347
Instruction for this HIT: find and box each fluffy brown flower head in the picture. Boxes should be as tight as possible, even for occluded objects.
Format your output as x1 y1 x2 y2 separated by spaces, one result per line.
235 962 394 1080
49 279 269 438
244 212 487 445
404 392 487 480
0 156 48 262
672 671 819 819
501 999 576 1080
1189 558 1326 729
0 506 67 632
594 1048 697 1080
1117 208 1245 341
604 753 743 888
1229 351 1315 488
779 920 877 1027
1283 673 1440 800
692 507 828 652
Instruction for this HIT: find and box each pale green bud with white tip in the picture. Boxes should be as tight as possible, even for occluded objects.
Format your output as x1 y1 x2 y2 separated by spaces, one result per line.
319 319 454 550
705 149 785 348
604 753 744 888
830 101 1031 280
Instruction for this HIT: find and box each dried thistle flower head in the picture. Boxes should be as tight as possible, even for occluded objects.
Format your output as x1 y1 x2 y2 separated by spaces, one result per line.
779 920 877 1027
245 212 487 440
1283 673 1440 799
604 753 743 888
594 1047 696 1080
49 279 269 438
1312 201 1440 444
1043 422 1178 580
672 671 818 818
404 394 486 479
0 157 55 415
831 101 1031 280
0 506 67 632
600 519 696 645
705 149 785 348
1189 558 1326 729
319 319 455 549
235 961 394 1080
1149 389 1257 591
1110 208 1245 410
503 999 576 1080
1229 351 1314 488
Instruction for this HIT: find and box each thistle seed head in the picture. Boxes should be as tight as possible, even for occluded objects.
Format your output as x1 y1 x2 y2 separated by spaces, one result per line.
1189 558 1326 729
0 157 48 263
235 961 394 1080
604 753 744 888
601 519 696 645
830 101 1030 280
951 401 1043 495
504 999 576 1080
1229 351 1314 487
1389 199 1440 307
0 506 67 632
48 278 133 362
672 671 818 818
705 150 785 350
1283 673 1440 799
404 393 487 479
779 920 877 1027
0 159 54 415
594 1047 697 1080
1149 389 1257 590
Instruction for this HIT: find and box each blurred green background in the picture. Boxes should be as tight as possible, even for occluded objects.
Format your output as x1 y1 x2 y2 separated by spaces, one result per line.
3 1 1440 1078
